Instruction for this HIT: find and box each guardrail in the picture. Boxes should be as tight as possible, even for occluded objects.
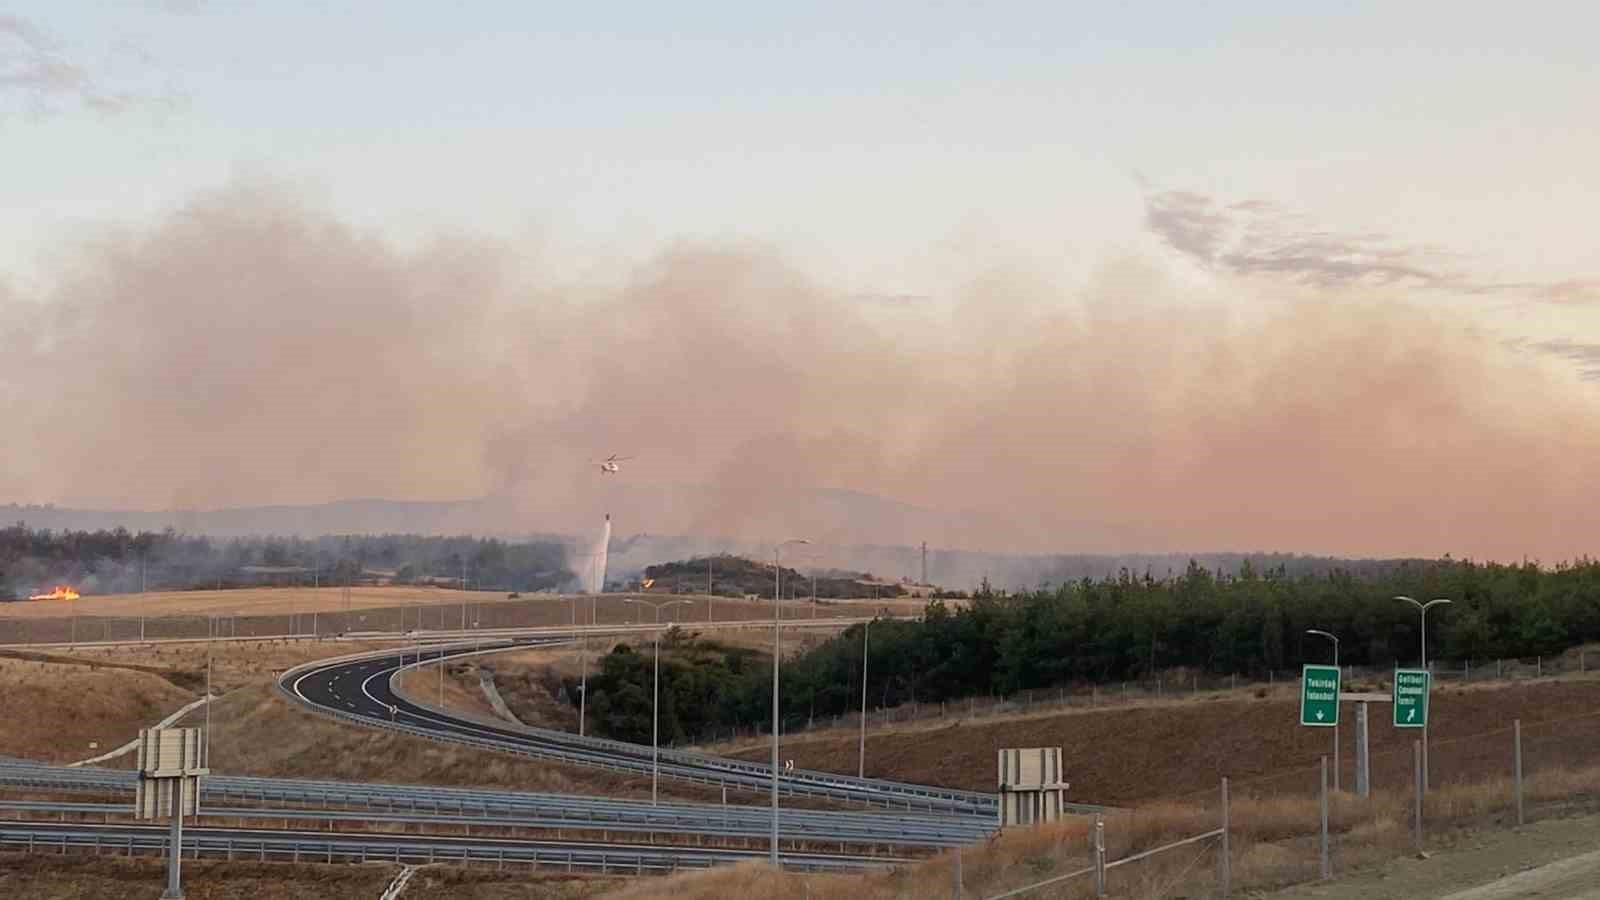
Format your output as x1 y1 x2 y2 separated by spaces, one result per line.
0 763 994 847
0 821 909 874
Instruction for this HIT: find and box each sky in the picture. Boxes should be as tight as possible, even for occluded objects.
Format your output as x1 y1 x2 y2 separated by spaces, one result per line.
2 3 1597 560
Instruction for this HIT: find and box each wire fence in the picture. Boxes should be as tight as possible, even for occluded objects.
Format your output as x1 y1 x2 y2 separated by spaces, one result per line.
977 703 1600 898
0 593 823 647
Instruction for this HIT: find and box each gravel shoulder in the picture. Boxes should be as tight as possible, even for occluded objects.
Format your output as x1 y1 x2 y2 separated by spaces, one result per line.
1270 812 1600 900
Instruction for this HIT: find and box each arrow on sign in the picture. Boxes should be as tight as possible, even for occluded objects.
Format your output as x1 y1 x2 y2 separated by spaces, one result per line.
1316 711 1325 721
1407 707 1416 722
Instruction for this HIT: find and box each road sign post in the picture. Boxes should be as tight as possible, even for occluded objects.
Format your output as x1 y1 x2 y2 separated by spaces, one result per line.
1393 669 1430 728
1300 665 1340 727
136 727 207 900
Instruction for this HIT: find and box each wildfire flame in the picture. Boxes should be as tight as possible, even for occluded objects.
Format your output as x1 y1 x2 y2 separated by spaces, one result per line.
28 585 80 601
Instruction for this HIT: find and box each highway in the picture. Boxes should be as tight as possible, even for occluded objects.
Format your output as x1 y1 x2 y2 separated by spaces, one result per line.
0 764 994 848
280 638 999 817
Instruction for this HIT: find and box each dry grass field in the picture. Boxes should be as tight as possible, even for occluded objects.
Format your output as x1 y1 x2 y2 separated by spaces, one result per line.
0 587 885 649
0 585 487 619
0 640 391 764
0 654 196 763
0 585 906 621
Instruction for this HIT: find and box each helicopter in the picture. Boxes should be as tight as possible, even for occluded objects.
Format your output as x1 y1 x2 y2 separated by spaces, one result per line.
594 454 633 474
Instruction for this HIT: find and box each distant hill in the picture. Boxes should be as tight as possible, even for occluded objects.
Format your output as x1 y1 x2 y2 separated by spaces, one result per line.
637 555 908 599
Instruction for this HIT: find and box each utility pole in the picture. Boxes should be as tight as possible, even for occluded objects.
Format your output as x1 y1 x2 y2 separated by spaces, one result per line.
921 541 927 586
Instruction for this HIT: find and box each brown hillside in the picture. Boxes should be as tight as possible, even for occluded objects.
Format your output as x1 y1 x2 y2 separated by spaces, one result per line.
736 679 1600 806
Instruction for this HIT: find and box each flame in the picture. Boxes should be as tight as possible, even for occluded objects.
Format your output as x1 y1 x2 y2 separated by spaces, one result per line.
28 585 80 601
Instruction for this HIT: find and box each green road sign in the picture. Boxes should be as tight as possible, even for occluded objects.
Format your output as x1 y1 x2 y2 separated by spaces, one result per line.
1300 664 1341 727
1393 669 1430 727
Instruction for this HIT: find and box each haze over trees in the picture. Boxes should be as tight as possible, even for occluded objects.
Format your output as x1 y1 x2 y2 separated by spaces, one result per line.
0 525 571 597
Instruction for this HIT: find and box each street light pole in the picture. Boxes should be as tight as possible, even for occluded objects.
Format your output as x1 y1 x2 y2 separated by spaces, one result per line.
772 538 809 867
623 598 689 806
859 619 870 778
579 596 589 738
1395 596 1451 790
1306 629 1340 791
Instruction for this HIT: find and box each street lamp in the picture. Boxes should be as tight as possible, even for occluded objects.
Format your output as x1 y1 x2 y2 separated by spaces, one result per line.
624 598 690 805
567 555 604 738
1393 597 1451 672
561 594 592 737
859 618 872 778
1395 595 1451 790
1306 628 1341 791
771 538 809 867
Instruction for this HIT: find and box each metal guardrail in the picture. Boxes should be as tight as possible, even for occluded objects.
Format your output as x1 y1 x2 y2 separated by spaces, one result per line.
0 821 909 873
0 763 994 847
280 640 997 816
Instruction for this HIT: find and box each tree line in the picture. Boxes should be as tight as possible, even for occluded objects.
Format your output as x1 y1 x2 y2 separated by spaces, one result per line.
574 557 1600 743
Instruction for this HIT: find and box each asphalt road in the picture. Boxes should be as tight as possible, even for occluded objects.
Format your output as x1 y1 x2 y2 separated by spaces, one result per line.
282 639 996 816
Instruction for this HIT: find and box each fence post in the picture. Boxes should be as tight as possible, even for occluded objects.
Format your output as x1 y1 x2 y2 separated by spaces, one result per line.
1355 701 1371 798
1497 658 1503 679
1094 814 1106 897
952 845 962 900
1320 756 1330 879
1220 777 1230 898
1413 740 1424 853
1514 718 1524 827
1537 656 1542 678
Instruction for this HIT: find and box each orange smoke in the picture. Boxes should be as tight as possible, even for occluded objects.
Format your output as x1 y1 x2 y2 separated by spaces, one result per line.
28 585 80 602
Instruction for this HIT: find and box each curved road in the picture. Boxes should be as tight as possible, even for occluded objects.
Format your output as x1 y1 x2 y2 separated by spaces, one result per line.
280 639 996 817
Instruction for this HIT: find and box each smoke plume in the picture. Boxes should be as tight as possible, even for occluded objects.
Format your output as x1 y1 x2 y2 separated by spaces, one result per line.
2 180 1597 562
